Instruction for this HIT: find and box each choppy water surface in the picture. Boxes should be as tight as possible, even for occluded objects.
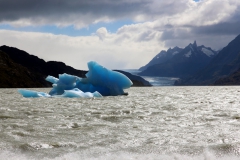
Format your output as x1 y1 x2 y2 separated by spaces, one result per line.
1 86 240 160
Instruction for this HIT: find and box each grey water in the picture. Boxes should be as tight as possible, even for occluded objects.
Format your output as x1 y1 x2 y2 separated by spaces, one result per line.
1 86 240 160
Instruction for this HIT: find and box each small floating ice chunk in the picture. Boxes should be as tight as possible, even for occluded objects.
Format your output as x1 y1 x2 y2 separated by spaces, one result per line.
92 91 103 98
48 73 77 96
18 89 50 98
45 76 59 84
61 88 102 98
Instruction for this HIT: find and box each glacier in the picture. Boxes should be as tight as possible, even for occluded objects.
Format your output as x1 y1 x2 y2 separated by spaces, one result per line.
18 61 133 98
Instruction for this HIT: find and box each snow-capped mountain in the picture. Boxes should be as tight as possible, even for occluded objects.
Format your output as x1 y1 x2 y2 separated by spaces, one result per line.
139 46 183 71
138 41 218 78
180 41 217 59
177 34 240 85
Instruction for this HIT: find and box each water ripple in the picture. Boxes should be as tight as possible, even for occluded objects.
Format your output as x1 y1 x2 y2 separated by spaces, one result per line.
1 87 240 159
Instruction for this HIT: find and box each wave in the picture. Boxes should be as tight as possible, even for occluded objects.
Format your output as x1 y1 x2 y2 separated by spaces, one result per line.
0 150 240 160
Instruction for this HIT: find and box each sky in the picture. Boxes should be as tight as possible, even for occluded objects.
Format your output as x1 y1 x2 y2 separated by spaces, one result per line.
0 0 240 70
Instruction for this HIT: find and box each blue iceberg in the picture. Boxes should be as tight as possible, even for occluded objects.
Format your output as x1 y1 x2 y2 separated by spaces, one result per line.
18 89 51 98
18 61 133 98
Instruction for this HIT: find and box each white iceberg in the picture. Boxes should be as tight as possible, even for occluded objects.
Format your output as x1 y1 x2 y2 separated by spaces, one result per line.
61 88 102 98
18 61 133 98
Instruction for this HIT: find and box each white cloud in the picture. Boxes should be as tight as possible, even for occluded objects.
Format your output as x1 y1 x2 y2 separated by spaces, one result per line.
151 0 240 48
170 0 239 26
96 27 109 40
0 29 164 70
1 0 240 69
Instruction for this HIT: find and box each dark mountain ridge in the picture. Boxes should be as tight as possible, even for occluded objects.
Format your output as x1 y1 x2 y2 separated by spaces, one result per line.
0 50 44 88
0 45 87 78
139 41 217 79
214 68 240 85
139 46 183 71
176 34 240 85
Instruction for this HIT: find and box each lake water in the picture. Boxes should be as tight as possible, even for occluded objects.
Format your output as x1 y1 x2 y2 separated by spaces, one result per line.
1 86 240 160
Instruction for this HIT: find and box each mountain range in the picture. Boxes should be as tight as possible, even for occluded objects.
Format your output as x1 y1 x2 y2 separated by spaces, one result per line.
176 34 240 85
0 46 151 88
139 41 218 79
139 46 183 71
139 34 240 85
